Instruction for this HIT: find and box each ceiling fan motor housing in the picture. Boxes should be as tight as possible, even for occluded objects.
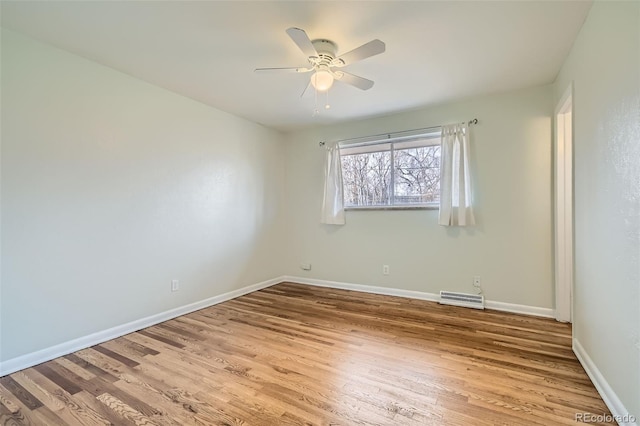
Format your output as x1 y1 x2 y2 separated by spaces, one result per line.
311 39 338 65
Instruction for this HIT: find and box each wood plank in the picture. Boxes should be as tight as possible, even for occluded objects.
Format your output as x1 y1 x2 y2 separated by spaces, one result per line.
0 376 43 410
54 357 97 381
11 371 67 413
92 344 140 368
73 390 136 426
64 353 120 382
19 369 112 425
0 382 62 425
137 330 185 349
33 363 83 395
96 392 158 425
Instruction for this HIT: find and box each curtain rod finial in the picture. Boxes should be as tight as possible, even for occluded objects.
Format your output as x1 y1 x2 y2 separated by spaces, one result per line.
468 118 478 125
319 141 326 147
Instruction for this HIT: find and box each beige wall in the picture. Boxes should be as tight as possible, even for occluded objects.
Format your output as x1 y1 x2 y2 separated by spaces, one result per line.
284 86 554 308
554 1 640 419
0 29 286 361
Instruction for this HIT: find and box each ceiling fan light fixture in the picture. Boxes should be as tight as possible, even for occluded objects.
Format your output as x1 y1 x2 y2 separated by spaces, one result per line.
256 27 385 115
311 70 334 92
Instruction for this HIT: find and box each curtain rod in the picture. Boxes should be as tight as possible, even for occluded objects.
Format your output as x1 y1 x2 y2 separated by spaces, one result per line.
318 118 478 147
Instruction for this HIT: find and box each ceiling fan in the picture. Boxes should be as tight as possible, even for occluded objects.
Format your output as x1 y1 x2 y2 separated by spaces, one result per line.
255 27 385 95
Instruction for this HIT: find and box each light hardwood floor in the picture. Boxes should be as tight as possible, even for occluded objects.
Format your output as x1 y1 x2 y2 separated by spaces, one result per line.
1 282 613 425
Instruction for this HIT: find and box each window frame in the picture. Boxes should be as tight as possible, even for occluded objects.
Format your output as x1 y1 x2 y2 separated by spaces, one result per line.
339 131 441 211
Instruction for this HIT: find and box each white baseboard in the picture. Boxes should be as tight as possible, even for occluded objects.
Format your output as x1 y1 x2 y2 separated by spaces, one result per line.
282 276 554 318
573 338 638 426
484 300 554 318
0 276 284 377
283 276 440 302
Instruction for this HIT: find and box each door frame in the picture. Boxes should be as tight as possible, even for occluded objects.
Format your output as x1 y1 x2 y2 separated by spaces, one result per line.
554 83 574 323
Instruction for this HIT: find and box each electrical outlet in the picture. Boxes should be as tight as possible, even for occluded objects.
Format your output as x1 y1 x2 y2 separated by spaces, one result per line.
300 262 312 271
382 265 390 275
171 280 180 292
473 276 481 287
473 276 483 295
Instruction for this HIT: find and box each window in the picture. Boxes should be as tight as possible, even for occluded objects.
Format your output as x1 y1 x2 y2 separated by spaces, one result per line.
340 132 441 208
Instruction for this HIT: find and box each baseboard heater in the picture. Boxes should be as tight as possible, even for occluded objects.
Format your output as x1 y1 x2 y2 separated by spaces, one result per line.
439 291 485 310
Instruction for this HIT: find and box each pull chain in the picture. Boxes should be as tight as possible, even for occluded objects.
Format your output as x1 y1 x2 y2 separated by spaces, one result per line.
313 78 319 117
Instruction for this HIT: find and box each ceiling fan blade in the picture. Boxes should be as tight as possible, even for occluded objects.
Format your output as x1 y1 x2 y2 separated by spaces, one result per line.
286 27 318 59
254 67 313 73
331 39 385 67
334 71 374 90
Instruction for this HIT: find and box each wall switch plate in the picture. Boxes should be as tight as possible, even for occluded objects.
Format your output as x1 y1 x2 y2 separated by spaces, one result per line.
383 265 390 275
171 280 180 292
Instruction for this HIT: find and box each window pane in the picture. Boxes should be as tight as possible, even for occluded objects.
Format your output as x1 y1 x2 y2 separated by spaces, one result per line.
338 133 441 209
393 145 441 204
341 150 391 206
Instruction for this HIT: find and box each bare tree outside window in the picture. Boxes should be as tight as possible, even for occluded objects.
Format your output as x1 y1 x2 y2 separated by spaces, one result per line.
341 151 391 206
340 136 440 208
394 146 440 204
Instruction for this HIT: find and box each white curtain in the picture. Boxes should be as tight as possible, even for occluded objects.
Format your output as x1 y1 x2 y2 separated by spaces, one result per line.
439 123 475 226
321 143 346 225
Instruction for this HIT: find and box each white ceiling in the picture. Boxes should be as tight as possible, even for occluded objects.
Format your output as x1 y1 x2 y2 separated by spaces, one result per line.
1 1 591 132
